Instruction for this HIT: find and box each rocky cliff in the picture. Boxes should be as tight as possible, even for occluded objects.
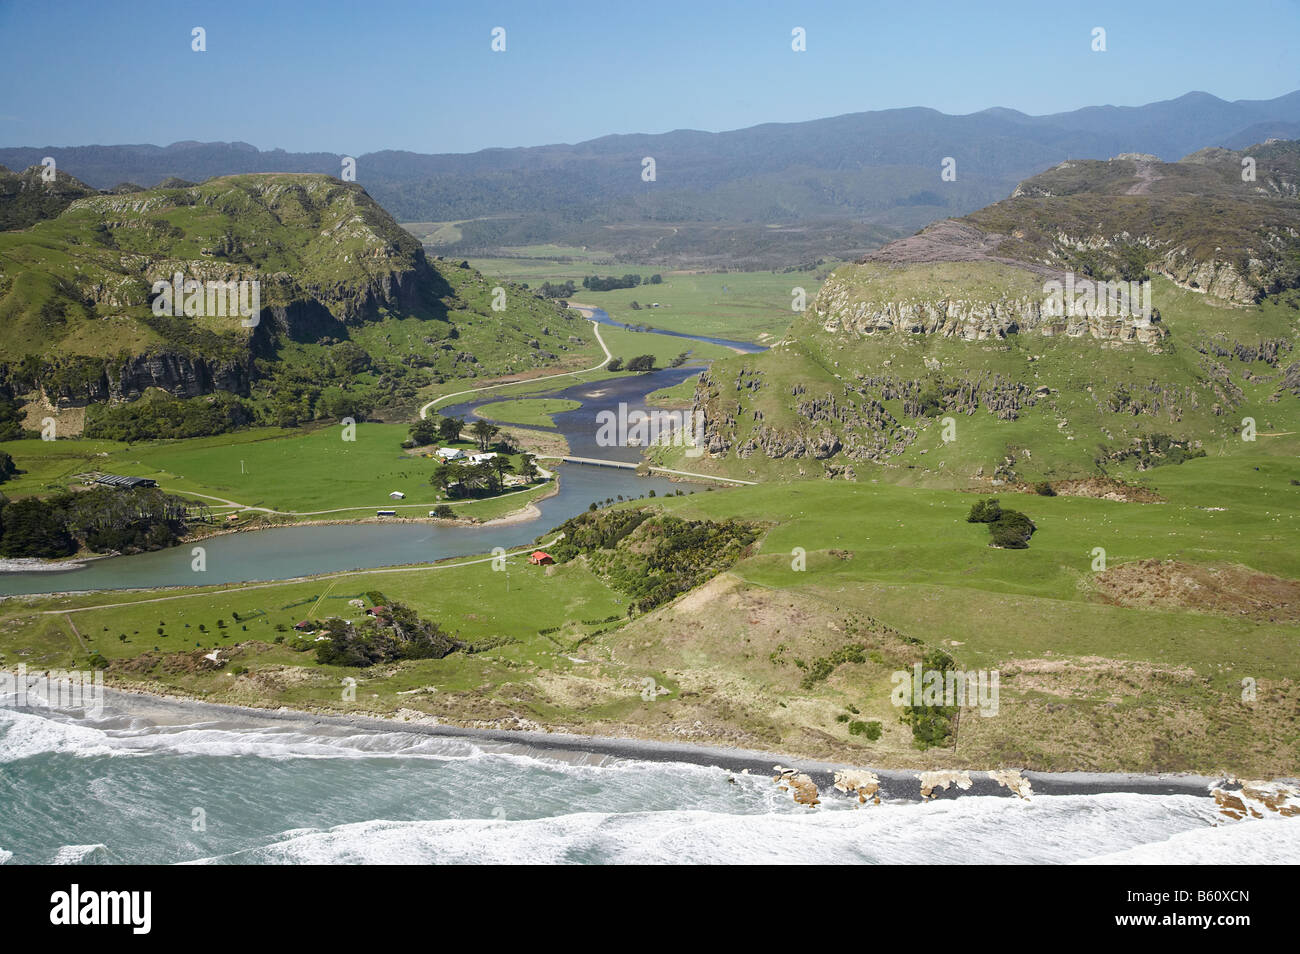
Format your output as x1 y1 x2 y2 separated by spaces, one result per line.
813 271 1168 348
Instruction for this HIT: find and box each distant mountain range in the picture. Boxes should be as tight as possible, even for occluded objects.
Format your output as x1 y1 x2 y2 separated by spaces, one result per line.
3 91 1300 266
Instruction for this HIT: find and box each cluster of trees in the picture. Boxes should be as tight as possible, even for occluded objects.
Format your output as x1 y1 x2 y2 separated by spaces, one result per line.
431 452 538 499
408 414 463 447
582 274 642 292
966 498 1036 549
582 273 663 292
0 451 16 485
605 354 656 372
537 280 577 299
0 487 190 558
84 392 253 442
468 420 500 451
546 509 759 614
0 397 29 442
253 346 392 430
313 596 464 667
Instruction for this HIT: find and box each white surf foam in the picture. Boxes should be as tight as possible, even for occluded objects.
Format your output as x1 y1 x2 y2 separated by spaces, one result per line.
189 792 1269 866
0 707 122 762
0 705 491 763
52 843 109 865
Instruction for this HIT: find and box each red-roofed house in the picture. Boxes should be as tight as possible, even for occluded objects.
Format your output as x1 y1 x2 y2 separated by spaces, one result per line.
529 551 554 565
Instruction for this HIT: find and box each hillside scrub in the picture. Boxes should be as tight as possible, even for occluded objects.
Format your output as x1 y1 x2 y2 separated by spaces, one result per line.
313 597 464 667
901 648 960 749
547 507 761 614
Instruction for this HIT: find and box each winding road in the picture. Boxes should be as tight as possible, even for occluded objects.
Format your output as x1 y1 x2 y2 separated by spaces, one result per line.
418 316 612 420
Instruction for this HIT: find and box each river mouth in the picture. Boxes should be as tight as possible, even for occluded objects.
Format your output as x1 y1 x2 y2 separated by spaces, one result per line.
0 310 760 596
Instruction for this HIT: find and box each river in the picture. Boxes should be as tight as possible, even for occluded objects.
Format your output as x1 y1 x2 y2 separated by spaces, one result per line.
0 309 755 595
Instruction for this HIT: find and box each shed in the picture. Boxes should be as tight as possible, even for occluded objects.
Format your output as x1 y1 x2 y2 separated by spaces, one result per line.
94 474 158 489
529 551 554 565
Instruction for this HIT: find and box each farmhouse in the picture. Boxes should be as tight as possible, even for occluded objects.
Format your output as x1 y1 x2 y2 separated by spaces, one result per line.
436 447 465 460
529 551 554 565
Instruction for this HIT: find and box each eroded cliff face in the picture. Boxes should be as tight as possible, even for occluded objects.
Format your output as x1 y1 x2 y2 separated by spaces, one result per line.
1042 230 1270 304
1154 246 1276 302
812 272 1168 348
36 353 253 406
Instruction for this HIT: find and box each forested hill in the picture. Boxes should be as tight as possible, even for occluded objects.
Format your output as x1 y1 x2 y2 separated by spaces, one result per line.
0 173 590 433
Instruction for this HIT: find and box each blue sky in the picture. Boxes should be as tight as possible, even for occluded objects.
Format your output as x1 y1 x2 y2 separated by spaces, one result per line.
1 0 1296 154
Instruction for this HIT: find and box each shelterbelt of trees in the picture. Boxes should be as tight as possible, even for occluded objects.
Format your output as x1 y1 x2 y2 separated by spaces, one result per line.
0 486 191 559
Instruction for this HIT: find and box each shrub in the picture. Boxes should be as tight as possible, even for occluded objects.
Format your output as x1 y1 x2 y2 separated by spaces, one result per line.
1034 481 1056 496
849 720 883 740
966 498 1002 523
901 649 958 749
989 510 1036 549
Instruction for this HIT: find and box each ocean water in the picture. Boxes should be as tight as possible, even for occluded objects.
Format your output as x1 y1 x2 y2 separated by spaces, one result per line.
2 703 1296 865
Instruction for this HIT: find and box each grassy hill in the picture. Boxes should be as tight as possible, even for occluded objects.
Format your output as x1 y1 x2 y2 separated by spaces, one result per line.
0 173 597 432
0 164 98 231
680 142 1300 486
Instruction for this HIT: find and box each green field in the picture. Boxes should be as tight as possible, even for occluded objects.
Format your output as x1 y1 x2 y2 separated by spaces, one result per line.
473 398 581 428
570 270 824 344
462 245 612 281
2 546 630 710
466 248 830 344
645 375 701 407
595 322 736 365
0 423 552 520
